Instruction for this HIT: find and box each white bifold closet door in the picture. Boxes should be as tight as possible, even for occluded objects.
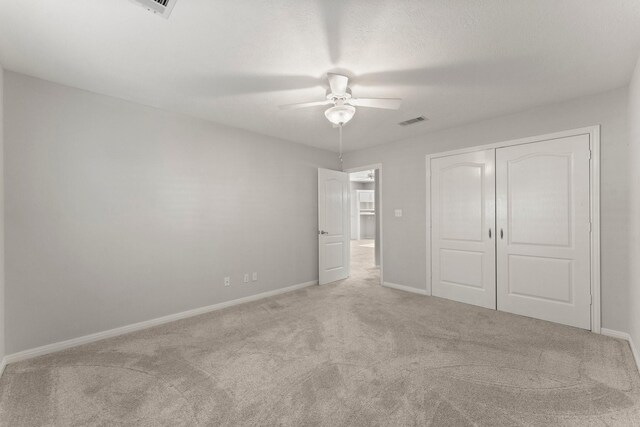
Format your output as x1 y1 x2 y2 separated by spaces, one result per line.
431 149 496 309
430 134 592 329
496 135 591 329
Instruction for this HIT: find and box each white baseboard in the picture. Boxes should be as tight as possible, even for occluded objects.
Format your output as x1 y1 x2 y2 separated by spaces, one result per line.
601 328 640 373
382 281 428 296
4 280 318 366
0 356 6 378
601 328 629 340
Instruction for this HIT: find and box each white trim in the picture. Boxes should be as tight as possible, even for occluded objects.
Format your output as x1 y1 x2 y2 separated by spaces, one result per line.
601 328 630 340
383 281 428 296
425 126 600 159
425 158 432 296
589 129 602 333
4 280 317 365
425 126 602 333
0 357 7 378
601 329 640 374
344 163 384 285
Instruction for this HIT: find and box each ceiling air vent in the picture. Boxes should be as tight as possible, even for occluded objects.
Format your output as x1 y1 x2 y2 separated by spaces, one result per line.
398 116 427 126
131 0 177 19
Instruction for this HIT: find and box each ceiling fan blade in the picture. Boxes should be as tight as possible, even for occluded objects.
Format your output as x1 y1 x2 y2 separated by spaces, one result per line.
348 98 402 110
278 99 332 110
327 73 349 96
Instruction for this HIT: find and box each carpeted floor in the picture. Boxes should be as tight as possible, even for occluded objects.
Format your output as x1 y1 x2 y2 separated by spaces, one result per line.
1 240 639 426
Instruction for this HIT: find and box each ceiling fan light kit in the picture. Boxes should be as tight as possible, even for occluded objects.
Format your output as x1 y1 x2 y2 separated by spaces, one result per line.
325 104 356 125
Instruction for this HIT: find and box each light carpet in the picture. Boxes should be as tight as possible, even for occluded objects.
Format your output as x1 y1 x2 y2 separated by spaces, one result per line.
1 241 639 426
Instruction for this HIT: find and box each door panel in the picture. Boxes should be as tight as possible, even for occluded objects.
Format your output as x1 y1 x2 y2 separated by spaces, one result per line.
431 150 496 309
496 135 591 329
508 154 572 246
318 168 350 285
440 249 485 289
507 255 572 303
440 165 485 242
325 179 345 233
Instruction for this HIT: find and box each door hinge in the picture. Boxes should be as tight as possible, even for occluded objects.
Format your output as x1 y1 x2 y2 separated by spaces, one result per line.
590 294 593 305
588 149 592 160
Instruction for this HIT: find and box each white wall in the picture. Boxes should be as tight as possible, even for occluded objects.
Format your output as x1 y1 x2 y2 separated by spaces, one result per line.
628 55 640 348
0 64 5 364
343 87 629 332
4 72 339 354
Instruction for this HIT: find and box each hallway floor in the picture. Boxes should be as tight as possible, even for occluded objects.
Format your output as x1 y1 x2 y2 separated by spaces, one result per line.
1 241 639 426
349 239 378 282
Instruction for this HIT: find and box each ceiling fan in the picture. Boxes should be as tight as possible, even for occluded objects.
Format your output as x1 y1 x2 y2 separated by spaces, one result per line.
278 73 402 126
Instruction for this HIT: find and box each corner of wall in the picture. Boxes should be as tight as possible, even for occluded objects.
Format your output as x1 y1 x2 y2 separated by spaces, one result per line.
0 62 5 375
628 52 640 363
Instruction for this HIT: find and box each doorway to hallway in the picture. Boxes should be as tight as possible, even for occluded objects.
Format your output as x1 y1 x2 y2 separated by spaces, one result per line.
347 167 381 283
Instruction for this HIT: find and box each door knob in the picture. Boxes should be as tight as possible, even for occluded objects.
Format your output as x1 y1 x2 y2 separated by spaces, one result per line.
500 229 504 239
319 230 329 235
489 228 492 239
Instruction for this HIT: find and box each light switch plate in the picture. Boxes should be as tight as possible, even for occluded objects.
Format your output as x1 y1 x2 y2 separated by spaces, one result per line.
395 209 403 217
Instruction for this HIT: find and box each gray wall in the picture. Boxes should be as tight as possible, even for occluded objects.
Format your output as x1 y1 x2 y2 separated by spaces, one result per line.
343 87 629 332
4 72 339 354
629 55 640 347
0 64 4 362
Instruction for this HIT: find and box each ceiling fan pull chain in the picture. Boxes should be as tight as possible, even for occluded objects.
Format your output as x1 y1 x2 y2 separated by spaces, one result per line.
339 124 343 165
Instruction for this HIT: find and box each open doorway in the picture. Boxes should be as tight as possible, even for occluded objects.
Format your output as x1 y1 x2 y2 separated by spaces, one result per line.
347 166 382 284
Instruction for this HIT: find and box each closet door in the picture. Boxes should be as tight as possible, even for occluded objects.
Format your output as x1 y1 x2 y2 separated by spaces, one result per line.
496 135 591 329
431 149 496 309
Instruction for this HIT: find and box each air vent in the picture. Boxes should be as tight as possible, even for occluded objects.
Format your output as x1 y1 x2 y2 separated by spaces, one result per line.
131 0 177 19
398 116 427 126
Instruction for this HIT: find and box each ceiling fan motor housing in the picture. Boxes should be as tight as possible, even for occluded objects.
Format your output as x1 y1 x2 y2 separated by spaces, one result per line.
326 87 352 101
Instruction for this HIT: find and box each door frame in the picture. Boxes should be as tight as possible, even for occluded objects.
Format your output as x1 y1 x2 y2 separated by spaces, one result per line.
344 163 384 285
425 126 601 333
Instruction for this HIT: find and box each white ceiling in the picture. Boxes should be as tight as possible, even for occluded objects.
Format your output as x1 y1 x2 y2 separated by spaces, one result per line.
1 1 640 153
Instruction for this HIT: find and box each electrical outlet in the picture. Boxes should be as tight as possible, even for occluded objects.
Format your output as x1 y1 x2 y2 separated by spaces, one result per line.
224 277 230 287
243 273 249 283
252 272 258 281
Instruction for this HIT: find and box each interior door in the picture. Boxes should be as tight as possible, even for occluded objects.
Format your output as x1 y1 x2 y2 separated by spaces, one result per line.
318 168 350 285
431 149 496 309
496 135 591 329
